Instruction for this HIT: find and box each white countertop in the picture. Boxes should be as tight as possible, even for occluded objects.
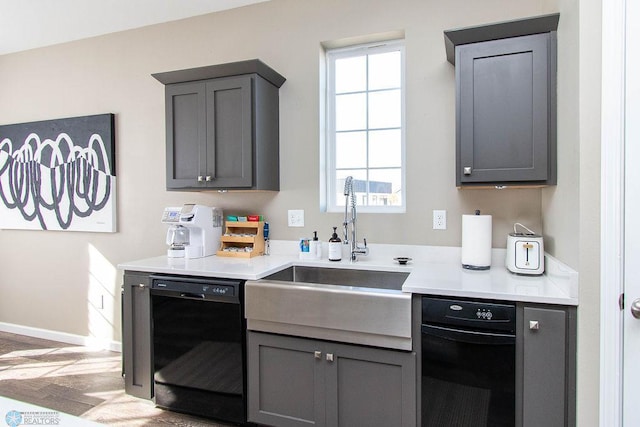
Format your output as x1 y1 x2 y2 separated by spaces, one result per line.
118 253 294 281
118 241 578 306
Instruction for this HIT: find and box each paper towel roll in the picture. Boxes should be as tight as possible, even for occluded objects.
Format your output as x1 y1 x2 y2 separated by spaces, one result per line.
461 214 492 270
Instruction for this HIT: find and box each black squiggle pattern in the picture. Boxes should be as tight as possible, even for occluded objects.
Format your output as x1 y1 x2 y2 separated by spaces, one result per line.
0 133 113 230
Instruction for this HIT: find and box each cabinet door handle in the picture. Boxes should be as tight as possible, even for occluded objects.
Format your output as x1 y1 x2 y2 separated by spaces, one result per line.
197 176 204 182
138 283 145 288
205 175 212 182
326 353 334 362
529 320 540 330
314 351 321 359
463 166 472 175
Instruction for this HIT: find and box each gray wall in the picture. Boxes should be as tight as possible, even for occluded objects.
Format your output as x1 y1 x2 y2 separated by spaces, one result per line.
0 0 599 425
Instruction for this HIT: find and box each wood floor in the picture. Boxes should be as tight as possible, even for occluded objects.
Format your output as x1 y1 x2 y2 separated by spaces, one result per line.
0 331 234 426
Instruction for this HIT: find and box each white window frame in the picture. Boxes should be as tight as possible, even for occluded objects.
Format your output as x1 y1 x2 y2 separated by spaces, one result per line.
322 39 406 214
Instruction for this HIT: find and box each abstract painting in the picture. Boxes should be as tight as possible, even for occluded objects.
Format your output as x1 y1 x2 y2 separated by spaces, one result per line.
0 114 116 232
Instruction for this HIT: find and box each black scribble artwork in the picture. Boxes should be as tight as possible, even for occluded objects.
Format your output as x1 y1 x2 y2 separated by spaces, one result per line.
0 114 116 232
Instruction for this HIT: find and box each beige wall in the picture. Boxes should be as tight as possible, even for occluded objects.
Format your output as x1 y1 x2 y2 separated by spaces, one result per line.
576 0 602 425
0 0 600 424
542 0 580 269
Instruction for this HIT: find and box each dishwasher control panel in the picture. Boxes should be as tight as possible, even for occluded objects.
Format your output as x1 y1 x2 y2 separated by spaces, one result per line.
150 275 242 301
153 279 235 296
422 296 516 333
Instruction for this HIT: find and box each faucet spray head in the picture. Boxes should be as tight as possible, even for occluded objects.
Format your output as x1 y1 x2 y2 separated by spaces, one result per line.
343 176 353 196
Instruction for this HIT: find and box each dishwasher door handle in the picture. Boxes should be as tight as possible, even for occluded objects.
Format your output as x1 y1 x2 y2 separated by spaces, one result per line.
179 292 206 299
421 324 515 345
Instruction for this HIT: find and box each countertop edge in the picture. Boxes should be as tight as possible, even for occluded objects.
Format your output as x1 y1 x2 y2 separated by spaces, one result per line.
402 284 578 306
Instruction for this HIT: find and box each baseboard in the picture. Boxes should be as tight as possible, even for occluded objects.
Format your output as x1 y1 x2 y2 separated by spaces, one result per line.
0 322 122 353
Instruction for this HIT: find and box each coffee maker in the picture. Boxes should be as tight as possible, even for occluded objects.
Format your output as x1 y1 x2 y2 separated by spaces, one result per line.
162 204 223 258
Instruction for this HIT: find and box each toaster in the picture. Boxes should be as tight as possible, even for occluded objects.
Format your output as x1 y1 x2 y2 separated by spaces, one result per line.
506 230 544 275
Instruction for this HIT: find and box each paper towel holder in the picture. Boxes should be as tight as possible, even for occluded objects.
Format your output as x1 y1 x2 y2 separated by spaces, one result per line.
461 209 492 270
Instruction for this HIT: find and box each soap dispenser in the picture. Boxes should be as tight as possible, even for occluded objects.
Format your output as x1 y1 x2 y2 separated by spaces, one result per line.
310 231 322 259
328 227 342 261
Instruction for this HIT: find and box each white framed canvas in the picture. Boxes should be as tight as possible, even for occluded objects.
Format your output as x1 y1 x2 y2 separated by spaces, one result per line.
0 113 116 232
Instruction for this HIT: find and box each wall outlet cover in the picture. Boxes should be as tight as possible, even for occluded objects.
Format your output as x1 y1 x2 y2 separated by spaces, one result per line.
288 209 305 227
433 210 447 230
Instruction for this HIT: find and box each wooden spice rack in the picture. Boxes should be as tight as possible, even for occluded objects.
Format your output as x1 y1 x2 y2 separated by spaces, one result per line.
217 221 265 258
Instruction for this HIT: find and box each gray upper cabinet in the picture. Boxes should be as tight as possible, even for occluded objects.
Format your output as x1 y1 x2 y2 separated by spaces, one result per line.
445 14 559 187
153 60 285 191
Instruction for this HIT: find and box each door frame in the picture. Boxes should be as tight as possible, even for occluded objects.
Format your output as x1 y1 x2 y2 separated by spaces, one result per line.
600 0 626 425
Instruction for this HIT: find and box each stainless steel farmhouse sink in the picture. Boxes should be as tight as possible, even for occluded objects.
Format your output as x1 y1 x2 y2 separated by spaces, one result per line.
245 266 413 350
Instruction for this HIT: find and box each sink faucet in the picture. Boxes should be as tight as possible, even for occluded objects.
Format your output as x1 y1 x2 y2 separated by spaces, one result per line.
343 176 369 261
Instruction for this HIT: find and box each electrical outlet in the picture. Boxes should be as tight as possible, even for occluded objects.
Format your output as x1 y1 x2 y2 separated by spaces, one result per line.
288 209 305 227
433 210 447 230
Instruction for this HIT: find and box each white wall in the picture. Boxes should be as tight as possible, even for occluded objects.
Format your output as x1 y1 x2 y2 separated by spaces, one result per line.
0 0 599 424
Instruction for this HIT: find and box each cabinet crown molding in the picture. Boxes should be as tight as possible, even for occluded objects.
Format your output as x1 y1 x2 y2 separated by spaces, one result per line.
152 59 286 88
444 13 560 65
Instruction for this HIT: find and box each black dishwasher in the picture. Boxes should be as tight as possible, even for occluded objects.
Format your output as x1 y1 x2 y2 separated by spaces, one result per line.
421 297 516 427
150 275 247 425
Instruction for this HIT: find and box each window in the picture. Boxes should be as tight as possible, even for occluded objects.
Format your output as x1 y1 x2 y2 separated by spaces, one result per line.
324 40 405 213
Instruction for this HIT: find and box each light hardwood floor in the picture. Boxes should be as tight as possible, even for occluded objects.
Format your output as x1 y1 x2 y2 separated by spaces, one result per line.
0 331 234 426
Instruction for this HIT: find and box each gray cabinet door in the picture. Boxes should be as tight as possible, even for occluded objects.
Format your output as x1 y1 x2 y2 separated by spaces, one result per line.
325 342 416 427
457 33 554 185
165 81 206 189
122 272 152 399
165 76 258 190
247 331 416 427
520 306 567 427
247 332 325 427
204 76 253 188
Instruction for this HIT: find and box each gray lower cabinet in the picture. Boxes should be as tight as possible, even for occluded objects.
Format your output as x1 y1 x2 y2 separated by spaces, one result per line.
517 304 576 427
122 272 152 399
247 331 416 427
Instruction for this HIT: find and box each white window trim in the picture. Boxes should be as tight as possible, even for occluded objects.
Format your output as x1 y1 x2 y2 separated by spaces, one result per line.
322 39 406 214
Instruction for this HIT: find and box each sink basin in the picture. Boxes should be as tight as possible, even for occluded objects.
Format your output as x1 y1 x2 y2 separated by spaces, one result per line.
263 266 409 291
245 266 412 351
